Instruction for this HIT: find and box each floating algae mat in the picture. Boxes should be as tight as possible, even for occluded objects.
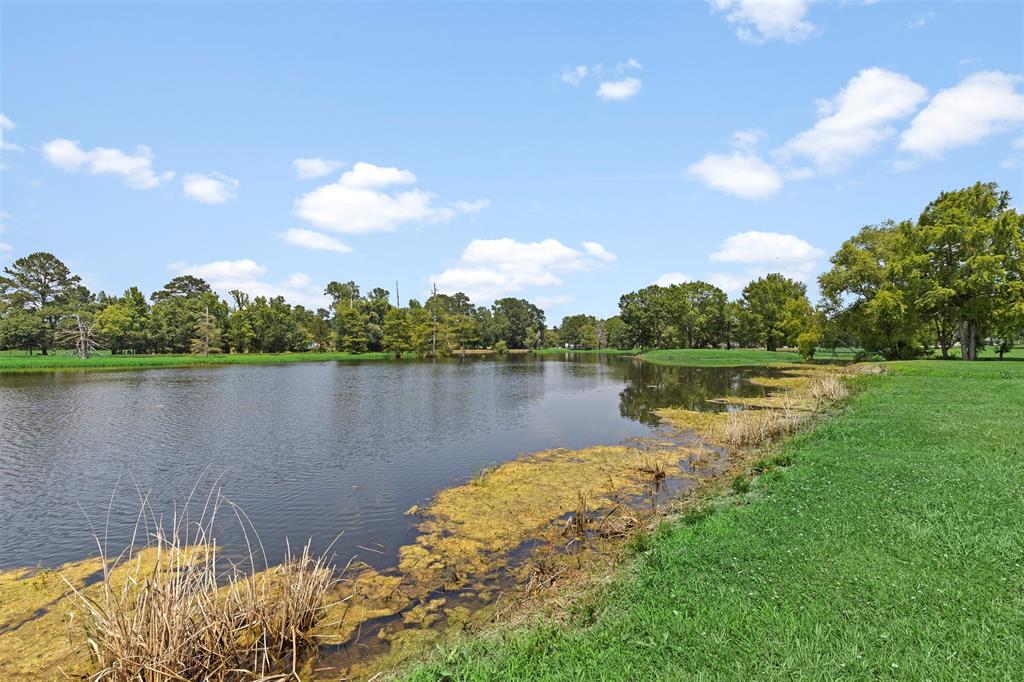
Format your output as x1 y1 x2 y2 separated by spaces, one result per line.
0 360 850 679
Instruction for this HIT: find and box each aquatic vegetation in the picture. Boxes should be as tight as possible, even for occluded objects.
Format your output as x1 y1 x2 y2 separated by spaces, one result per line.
1 362 854 680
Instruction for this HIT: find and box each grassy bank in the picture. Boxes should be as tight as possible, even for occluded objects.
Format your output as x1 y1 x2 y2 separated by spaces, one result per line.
0 350 396 372
642 348 803 366
534 348 639 355
407 360 1024 679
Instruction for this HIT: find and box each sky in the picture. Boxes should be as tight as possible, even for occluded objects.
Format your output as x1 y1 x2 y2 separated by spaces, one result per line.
1 1 1022 320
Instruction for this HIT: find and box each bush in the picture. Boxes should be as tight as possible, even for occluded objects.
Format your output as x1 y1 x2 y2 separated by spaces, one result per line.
493 340 509 354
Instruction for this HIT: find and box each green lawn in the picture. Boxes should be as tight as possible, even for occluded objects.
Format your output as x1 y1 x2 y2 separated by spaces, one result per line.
0 350 397 372
534 348 640 355
407 360 1024 680
641 348 804 366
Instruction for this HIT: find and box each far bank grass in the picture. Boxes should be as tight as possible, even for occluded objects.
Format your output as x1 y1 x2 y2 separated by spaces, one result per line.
407 360 1024 680
0 350 397 372
642 348 803 366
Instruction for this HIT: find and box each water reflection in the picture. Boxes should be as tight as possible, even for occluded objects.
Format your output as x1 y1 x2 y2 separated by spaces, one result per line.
0 354 774 570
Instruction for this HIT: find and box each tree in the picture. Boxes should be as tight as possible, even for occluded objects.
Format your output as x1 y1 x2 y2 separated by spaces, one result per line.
0 309 48 352
819 222 923 359
619 286 670 349
740 274 810 351
560 314 598 348
151 275 211 303
94 287 151 353
911 182 1023 360
492 298 545 349
1 252 86 354
334 304 367 353
603 316 629 349
191 307 222 355
382 308 412 358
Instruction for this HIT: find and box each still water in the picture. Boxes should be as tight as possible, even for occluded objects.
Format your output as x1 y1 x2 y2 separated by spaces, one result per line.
0 354 774 570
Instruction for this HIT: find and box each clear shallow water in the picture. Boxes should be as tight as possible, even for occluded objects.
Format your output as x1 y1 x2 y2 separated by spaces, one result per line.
0 354 775 570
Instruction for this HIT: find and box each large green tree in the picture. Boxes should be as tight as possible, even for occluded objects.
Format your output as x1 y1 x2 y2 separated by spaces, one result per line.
1 252 88 354
739 274 810 352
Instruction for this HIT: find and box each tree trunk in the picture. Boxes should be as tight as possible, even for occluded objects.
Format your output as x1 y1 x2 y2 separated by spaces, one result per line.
960 320 978 361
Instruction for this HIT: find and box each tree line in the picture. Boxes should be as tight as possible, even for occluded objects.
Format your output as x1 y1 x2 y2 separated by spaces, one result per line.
2 182 1021 361
0 260 548 357
550 182 1023 361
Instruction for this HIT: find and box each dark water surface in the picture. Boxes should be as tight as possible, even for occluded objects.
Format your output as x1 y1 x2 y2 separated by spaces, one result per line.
0 354 775 570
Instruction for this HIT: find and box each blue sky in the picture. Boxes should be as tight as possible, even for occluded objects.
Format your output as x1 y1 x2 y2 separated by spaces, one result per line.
2 1 1022 320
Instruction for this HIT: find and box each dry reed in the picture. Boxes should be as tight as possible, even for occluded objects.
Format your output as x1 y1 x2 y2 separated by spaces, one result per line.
64 484 339 681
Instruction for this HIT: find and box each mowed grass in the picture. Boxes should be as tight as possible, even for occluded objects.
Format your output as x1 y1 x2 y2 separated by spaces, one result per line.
406 360 1024 680
642 348 803 366
0 350 396 372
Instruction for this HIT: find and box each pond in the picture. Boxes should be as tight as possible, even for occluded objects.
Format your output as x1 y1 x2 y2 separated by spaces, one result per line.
0 354 777 571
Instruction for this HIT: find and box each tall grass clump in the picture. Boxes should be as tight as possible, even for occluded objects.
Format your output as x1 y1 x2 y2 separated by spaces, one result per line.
808 374 850 406
65 485 340 681
720 407 804 448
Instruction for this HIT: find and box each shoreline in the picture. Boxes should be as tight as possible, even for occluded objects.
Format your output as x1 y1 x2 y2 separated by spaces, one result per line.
0 356 849 679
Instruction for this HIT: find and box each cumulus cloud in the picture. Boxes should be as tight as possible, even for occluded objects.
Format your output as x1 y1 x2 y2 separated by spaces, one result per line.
170 259 329 309
711 230 824 264
42 138 174 189
707 273 749 294
294 161 487 234
899 71 1024 157
707 230 825 292
561 65 589 86
710 0 816 44
655 272 692 286
431 238 616 303
535 294 575 308
782 67 928 171
183 172 239 204
596 77 642 101
688 151 783 199
1 114 23 153
280 228 352 254
583 241 617 262
293 157 345 179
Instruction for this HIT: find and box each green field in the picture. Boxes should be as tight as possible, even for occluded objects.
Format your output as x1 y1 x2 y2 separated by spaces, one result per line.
0 350 397 372
533 348 639 355
641 348 804 366
407 360 1024 680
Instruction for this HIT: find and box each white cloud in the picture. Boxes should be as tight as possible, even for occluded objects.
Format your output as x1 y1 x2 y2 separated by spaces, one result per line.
170 259 328 309
280 228 352 254
909 12 934 30
710 230 824 264
616 57 643 72
582 241 617 262
655 272 691 287
0 242 12 255
707 230 825 293
452 198 492 213
294 161 486 234
731 128 764 151
535 294 575 308
707 273 749 294
782 67 928 171
710 0 815 44
1 114 23 153
42 138 174 189
431 238 615 303
561 65 589 86
688 151 783 199
1014 135 1024 150
183 172 239 204
596 77 642 101
338 161 416 189
899 71 1024 157
293 157 345 179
